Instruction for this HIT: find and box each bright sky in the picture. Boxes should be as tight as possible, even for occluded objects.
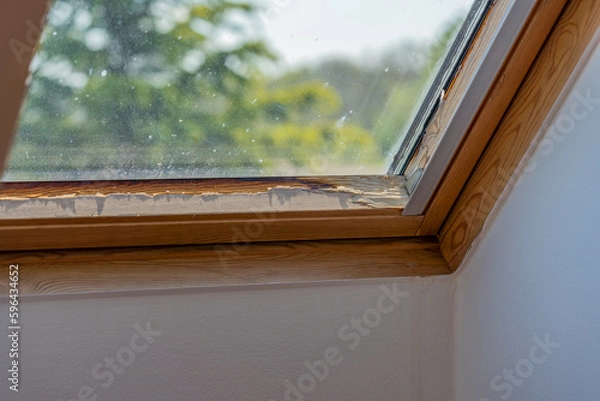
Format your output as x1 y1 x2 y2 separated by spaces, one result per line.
257 0 474 66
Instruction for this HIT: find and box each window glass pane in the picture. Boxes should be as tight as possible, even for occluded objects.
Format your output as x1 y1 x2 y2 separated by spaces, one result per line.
5 0 475 180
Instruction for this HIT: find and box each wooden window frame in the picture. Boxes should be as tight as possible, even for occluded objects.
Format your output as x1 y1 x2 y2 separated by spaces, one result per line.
2 0 594 295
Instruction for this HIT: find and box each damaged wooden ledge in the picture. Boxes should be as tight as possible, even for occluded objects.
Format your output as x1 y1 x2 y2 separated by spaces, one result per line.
0 175 420 251
0 237 451 295
0 175 408 219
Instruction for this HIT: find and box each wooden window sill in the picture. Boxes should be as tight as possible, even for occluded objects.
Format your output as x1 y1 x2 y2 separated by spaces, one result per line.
0 237 450 296
0 175 421 251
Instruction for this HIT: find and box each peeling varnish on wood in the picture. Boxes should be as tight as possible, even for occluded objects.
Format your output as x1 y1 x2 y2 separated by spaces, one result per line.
403 0 504 182
0 175 408 219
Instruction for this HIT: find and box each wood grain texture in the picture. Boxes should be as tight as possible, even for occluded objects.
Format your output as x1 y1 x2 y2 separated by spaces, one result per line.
417 0 568 235
0 0 50 177
0 237 451 295
1 210 423 251
440 0 600 270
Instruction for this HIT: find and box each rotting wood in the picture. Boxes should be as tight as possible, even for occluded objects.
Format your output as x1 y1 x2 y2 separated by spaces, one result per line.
402 0 511 182
0 175 408 219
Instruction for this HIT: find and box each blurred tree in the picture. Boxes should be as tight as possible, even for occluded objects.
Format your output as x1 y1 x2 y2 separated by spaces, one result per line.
10 0 380 178
7 1 459 179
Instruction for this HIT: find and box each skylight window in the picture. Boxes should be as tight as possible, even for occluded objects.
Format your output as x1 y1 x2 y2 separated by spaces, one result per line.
3 0 477 181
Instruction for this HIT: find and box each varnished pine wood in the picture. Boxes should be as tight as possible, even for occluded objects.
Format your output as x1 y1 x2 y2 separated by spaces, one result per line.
0 237 451 295
415 0 568 235
1 211 423 251
440 0 600 270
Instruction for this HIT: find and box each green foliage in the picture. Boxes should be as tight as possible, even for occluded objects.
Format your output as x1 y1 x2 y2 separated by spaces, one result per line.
7 0 459 179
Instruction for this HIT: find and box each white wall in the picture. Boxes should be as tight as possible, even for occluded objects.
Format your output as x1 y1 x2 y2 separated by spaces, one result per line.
454 38 600 401
1 277 453 401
